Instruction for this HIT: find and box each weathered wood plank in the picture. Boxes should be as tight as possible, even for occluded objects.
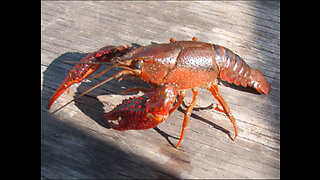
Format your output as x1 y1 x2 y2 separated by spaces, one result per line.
41 1 280 179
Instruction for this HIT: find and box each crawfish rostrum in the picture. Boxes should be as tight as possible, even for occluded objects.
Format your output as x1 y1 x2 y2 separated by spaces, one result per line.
48 37 270 148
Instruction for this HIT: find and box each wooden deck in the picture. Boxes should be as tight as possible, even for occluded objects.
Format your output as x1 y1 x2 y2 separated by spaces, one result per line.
41 1 280 179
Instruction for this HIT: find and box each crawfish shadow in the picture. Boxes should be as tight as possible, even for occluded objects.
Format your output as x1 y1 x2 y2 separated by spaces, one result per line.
153 127 178 148
74 91 110 129
179 101 233 140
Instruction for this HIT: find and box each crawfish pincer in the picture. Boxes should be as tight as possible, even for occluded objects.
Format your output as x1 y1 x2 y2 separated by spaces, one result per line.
105 84 178 131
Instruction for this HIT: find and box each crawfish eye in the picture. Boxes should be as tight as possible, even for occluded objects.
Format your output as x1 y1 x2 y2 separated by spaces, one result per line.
134 60 143 69
135 63 141 69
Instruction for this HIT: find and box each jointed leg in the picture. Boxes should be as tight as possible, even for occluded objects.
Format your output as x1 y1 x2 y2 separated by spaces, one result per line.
207 81 238 140
176 88 198 148
212 103 225 113
169 90 186 115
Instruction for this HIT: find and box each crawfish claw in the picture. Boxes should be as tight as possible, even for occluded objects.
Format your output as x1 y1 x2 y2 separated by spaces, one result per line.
105 96 160 130
47 45 131 110
105 84 178 131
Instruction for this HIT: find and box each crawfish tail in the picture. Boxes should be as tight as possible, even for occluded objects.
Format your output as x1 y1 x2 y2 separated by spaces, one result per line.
212 44 271 94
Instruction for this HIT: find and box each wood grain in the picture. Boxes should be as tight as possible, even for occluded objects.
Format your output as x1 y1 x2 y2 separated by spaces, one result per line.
41 1 280 178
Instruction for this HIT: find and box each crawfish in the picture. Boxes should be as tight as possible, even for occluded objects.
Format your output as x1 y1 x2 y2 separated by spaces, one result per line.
47 37 271 148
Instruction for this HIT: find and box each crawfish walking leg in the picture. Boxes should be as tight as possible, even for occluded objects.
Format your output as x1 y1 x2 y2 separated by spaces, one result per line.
176 88 198 148
169 90 186 116
207 81 238 140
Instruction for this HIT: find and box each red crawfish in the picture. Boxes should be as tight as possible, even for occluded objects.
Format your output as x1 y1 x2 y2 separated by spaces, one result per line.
47 37 271 148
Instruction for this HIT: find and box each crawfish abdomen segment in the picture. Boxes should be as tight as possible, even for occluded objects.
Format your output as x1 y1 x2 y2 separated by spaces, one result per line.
212 44 271 94
213 44 250 85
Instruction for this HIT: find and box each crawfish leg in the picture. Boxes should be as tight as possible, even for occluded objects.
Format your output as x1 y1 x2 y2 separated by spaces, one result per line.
169 90 186 116
207 80 238 141
176 88 198 148
212 104 225 113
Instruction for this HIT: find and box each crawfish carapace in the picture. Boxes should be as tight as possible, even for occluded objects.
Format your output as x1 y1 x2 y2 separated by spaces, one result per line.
105 84 178 131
